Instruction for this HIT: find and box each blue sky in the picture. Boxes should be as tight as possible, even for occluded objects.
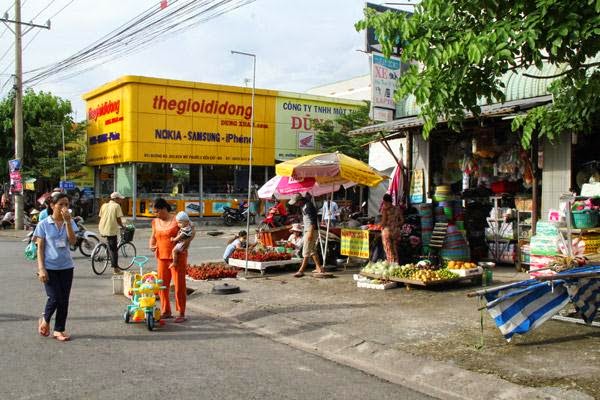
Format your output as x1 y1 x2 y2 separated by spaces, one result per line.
0 0 401 119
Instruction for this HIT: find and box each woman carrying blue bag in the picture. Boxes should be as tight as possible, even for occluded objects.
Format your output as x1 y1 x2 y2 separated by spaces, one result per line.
33 192 78 341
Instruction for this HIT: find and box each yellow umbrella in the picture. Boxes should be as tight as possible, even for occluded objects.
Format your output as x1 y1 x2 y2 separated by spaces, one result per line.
275 152 385 187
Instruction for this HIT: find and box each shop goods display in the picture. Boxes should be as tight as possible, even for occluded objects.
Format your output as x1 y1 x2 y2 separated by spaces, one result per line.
257 225 292 247
528 222 562 275
417 203 433 248
441 224 470 261
230 248 292 262
186 262 238 280
360 260 460 283
446 261 483 276
354 274 397 290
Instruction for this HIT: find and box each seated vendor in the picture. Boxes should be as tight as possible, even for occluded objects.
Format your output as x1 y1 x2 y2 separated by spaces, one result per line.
272 196 288 226
287 223 303 257
223 230 248 263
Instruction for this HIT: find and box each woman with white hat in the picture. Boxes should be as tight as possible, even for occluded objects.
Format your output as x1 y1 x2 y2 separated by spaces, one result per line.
287 223 303 257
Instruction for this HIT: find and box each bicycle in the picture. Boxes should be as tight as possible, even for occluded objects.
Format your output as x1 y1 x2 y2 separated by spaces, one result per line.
91 226 137 275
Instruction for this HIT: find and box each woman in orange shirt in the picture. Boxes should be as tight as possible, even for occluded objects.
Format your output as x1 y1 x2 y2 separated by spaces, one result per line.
149 198 194 323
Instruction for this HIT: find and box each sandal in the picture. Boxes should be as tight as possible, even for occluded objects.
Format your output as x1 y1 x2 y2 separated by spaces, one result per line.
38 317 49 337
293 272 304 278
162 313 173 319
53 332 70 342
174 316 187 323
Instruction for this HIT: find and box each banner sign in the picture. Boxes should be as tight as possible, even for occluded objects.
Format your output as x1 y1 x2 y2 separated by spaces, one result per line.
8 159 22 194
364 3 409 55
372 53 401 111
409 169 424 204
275 97 358 161
340 229 370 259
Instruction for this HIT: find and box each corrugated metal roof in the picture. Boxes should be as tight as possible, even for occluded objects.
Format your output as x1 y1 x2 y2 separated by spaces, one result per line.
394 63 565 119
351 95 553 136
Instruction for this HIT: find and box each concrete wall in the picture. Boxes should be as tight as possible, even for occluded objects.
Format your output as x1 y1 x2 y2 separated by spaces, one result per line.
541 132 571 218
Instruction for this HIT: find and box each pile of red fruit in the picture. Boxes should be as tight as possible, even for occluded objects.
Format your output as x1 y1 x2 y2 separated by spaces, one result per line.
230 249 292 262
186 262 238 280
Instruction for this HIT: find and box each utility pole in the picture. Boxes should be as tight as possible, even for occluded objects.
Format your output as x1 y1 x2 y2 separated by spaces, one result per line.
1 0 50 230
14 0 23 230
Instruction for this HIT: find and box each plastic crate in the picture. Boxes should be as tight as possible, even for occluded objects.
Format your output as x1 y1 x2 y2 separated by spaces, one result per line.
572 210 598 229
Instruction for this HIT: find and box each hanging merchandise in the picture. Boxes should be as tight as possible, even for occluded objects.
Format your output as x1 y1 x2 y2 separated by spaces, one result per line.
519 151 534 188
496 147 519 177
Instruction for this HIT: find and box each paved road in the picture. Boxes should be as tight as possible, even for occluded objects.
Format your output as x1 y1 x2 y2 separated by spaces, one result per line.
0 237 435 400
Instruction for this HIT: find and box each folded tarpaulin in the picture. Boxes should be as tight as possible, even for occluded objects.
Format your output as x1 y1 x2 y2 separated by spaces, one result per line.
482 265 600 341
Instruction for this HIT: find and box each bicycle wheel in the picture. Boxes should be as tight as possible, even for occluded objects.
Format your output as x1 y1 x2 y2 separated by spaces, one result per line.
91 243 110 275
118 242 137 270
80 235 100 258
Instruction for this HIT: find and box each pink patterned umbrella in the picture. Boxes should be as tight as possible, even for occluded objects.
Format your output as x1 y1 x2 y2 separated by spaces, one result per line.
258 176 351 199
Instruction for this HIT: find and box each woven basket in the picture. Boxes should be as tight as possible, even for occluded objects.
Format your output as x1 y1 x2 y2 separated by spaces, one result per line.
572 210 598 229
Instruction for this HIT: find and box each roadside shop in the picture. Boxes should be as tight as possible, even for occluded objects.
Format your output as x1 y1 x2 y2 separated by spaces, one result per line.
83 75 362 217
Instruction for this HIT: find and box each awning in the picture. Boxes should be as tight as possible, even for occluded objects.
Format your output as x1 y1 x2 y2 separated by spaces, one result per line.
349 95 553 136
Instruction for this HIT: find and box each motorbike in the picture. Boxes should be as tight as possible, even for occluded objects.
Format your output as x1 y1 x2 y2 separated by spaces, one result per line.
259 205 300 229
222 201 256 226
22 214 99 257
70 216 100 257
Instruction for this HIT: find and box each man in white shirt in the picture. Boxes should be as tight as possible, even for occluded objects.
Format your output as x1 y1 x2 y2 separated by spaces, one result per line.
98 192 124 273
321 199 339 227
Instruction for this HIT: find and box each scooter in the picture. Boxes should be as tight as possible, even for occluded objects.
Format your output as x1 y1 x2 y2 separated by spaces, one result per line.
69 216 100 257
222 201 256 226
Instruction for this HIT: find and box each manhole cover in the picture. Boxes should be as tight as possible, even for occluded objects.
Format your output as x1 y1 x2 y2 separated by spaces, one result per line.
212 283 241 295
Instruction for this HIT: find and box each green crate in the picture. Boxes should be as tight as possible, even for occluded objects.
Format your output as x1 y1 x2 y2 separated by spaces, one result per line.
572 210 598 229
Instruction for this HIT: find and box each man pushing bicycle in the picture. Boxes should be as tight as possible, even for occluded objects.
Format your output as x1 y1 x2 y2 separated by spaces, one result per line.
98 192 125 274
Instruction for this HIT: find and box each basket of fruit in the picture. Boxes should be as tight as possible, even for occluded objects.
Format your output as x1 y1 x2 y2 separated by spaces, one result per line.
446 260 482 276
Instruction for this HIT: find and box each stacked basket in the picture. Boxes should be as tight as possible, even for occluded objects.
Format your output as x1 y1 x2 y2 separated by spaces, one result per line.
418 204 433 249
441 224 470 261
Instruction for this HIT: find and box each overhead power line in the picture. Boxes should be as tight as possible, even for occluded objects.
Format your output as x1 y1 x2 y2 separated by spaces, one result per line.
23 0 256 87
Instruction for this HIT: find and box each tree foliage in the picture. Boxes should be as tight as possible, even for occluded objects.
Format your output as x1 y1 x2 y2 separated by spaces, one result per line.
314 102 376 162
356 0 600 147
0 89 86 183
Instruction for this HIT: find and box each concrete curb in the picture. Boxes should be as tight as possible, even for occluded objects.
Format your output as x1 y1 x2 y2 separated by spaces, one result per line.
185 292 593 400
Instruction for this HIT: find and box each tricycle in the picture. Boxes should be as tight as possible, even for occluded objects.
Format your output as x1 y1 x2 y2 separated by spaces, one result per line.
124 256 166 331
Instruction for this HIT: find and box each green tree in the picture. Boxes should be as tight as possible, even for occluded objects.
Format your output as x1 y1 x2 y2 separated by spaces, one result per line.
0 89 86 186
314 102 376 162
356 0 600 147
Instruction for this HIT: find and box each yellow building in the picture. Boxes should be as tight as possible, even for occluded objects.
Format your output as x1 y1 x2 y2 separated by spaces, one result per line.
83 76 363 216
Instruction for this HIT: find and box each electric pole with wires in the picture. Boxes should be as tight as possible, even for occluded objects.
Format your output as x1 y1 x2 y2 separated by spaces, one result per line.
0 0 50 230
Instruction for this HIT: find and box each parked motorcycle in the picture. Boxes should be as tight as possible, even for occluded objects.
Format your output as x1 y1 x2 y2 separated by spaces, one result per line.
69 216 100 257
222 201 256 226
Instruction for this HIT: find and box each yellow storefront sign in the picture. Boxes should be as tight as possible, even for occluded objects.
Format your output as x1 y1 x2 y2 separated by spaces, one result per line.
340 229 370 259
84 76 276 166
83 76 363 166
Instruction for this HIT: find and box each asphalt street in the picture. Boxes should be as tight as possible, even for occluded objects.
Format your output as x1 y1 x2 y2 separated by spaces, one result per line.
0 235 435 400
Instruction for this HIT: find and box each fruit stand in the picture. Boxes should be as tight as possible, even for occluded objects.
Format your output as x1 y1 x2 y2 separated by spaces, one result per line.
359 258 483 289
227 248 301 275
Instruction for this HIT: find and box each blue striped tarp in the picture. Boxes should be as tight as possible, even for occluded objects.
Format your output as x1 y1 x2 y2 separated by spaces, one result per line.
483 265 600 341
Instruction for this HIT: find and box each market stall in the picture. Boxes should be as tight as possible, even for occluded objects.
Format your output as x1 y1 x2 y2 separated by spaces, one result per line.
273 151 387 270
226 247 301 275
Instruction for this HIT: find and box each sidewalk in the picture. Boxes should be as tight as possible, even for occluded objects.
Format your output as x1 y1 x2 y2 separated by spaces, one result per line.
184 266 598 400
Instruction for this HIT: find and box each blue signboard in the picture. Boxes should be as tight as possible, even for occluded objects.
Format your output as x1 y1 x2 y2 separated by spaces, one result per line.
60 181 76 190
